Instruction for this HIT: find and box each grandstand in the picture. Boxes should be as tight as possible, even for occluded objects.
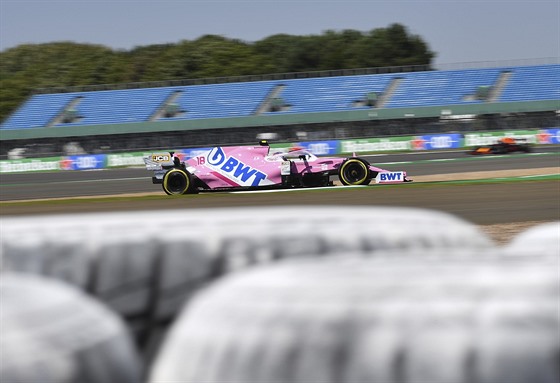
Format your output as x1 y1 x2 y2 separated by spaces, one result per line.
1 61 559 157
3 64 559 129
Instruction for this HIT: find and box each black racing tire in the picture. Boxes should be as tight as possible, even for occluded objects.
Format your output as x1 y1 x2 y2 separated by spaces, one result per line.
491 145 507 154
338 158 371 185
149 251 559 383
162 168 192 195
1 273 141 383
0 207 495 367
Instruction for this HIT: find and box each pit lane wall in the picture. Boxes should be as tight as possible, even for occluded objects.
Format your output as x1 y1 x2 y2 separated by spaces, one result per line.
2 128 559 173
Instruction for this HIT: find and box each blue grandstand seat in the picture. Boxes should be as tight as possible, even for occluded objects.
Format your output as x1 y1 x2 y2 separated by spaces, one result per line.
498 65 560 102
384 68 503 108
63 88 178 126
162 81 278 120
1 93 76 129
1 64 558 130
261 74 393 115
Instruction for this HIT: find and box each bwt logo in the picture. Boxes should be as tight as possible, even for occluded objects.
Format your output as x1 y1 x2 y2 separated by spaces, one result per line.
376 171 405 183
207 147 267 186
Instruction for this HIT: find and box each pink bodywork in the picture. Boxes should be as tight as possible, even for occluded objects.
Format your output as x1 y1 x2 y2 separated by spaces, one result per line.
183 145 389 189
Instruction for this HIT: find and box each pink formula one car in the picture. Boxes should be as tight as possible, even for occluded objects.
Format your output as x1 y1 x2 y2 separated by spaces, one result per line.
144 141 412 195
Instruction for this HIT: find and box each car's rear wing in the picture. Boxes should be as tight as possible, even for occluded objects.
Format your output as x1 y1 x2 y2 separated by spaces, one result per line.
143 153 175 171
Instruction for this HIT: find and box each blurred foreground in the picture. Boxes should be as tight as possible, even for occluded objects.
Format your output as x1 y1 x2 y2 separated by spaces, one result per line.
1 207 559 383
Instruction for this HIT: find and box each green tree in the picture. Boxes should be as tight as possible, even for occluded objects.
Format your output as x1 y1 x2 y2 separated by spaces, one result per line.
253 34 303 73
349 24 435 68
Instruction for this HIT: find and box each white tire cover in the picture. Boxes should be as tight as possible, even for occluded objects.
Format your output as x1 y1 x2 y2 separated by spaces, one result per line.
1 273 141 383
150 251 559 383
0 207 494 359
507 221 560 255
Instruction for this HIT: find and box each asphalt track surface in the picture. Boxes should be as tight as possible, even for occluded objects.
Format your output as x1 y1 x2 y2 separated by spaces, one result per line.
1 147 559 225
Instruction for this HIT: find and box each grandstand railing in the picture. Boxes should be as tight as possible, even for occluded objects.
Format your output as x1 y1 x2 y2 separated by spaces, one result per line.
33 65 431 95
33 65 429 95
435 57 560 71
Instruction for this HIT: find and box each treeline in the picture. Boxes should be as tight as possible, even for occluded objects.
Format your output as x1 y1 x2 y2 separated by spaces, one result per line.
0 23 434 122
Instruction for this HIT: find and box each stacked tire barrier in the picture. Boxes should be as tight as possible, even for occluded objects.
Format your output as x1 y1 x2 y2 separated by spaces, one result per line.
150 250 559 383
507 221 560 254
1 208 558 383
0 273 141 383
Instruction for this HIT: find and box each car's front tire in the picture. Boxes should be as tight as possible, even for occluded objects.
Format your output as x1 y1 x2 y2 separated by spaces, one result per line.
338 158 371 185
162 169 192 195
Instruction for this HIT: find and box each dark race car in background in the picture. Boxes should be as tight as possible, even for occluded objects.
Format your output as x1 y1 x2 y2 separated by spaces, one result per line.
144 141 412 195
467 137 532 155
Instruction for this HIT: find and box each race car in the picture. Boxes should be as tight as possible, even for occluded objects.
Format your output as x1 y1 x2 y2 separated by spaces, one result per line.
467 137 532 155
144 141 412 195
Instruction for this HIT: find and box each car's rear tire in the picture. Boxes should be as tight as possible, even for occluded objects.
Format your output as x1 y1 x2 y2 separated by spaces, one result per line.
338 158 371 185
162 168 192 195
491 145 507 154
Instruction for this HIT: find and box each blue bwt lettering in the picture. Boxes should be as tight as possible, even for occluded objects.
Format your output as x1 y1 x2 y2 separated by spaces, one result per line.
221 157 239 172
381 173 397 181
207 147 267 186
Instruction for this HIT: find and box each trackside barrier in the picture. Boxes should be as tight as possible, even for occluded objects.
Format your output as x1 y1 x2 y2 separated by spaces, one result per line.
338 133 463 153
1 128 558 173
151 249 559 383
1 208 558 381
463 128 560 146
0 206 495 369
0 156 64 173
1 274 142 383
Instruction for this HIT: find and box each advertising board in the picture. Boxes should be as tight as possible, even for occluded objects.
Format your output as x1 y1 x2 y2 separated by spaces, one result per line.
0 157 62 173
1 128 558 173
63 155 106 171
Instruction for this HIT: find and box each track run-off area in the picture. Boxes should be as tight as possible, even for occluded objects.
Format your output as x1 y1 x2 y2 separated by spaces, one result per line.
1 147 559 226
